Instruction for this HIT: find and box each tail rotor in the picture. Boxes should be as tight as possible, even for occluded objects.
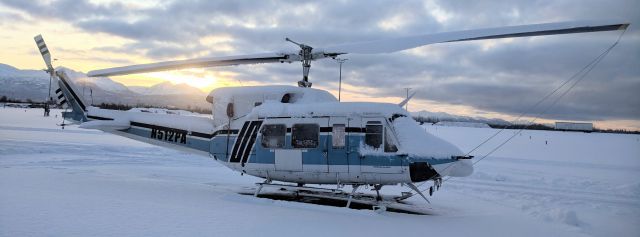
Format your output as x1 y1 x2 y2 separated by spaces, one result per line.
34 34 56 115
34 34 86 122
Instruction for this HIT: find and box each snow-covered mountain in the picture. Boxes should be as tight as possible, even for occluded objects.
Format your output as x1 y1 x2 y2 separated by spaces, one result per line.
62 68 130 93
129 81 204 95
0 63 208 109
0 63 46 77
0 64 51 100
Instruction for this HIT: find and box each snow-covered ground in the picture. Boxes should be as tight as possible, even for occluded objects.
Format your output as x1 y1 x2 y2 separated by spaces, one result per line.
1 108 638 237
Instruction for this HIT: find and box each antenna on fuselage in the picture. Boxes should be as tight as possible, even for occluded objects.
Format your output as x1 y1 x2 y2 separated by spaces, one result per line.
335 58 348 101
404 88 412 110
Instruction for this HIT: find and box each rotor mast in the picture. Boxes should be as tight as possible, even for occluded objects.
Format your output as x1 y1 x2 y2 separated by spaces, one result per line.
286 38 314 87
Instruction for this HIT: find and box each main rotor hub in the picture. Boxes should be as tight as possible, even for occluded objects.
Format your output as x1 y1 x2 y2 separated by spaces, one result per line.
287 38 314 88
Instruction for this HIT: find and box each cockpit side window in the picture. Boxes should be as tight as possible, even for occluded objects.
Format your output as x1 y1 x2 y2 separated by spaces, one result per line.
365 122 383 149
384 127 398 152
261 124 286 148
292 124 319 148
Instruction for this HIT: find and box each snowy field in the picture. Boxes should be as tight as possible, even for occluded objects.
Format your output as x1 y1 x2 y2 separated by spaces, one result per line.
1 107 639 237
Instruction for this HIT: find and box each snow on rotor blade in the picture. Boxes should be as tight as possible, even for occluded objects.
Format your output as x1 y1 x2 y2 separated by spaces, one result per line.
87 52 290 77
323 20 629 54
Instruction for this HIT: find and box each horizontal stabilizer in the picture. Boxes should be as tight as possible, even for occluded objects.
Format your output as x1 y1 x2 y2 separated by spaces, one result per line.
79 120 130 131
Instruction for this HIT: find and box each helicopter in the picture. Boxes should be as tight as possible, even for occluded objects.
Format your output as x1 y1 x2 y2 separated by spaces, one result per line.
35 20 628 212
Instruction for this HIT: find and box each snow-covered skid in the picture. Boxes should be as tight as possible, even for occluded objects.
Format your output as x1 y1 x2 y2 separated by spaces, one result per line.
35 19 628 211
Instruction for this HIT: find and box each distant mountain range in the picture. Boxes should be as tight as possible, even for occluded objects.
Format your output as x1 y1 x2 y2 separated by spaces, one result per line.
0 63 210 109
411 110 511 126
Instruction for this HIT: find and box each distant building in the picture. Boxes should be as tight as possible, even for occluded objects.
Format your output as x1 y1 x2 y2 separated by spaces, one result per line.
555 122 593 132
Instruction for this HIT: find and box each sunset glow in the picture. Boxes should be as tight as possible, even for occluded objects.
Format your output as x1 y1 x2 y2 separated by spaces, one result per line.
0 1 637 130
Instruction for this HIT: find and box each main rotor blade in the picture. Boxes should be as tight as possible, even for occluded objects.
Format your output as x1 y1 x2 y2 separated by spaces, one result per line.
322 20 629 54
87 20 628 78
87 52 290 77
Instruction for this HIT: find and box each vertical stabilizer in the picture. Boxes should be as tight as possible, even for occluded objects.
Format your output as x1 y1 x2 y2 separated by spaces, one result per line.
56 70 88 122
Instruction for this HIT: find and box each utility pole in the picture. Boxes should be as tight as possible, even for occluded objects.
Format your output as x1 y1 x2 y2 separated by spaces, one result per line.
404 88 411 111
335 58 348 101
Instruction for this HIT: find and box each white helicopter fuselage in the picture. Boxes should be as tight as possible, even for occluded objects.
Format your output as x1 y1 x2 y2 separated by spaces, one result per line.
33 19 627 204
66 80 472 186
218 101 473 185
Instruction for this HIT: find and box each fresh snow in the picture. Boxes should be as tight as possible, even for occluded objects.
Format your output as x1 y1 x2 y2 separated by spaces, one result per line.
248 101 407 119
1 108 639 237
393 117 464 158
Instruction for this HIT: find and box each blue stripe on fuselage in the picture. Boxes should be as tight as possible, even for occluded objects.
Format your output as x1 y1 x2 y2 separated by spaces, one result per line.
86 117 458 168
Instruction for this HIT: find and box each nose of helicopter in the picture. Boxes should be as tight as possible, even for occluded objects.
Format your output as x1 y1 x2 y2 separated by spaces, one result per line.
392 116 474 180
443 158 474 177
409 158 473 182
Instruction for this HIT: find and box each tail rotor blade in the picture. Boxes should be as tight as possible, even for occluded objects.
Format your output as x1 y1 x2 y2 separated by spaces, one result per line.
34 34 54 73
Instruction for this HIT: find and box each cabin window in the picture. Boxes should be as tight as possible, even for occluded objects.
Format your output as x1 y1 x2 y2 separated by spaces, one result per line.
332 124 346 148
384 127 398 152
292 124 319 148
365 122 383 149
281 93 291 103
261 124 286 148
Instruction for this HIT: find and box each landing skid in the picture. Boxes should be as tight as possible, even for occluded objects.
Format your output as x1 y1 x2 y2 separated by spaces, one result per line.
240 183 436 215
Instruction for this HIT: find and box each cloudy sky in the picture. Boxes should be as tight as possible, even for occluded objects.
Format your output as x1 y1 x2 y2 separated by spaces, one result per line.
0 0 638 130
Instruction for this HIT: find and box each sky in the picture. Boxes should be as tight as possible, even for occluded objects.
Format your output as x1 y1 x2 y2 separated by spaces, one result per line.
0 0 638 130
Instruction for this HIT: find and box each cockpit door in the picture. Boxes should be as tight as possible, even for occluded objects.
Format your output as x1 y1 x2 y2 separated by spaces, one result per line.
328 116 349 173
345 117 363 175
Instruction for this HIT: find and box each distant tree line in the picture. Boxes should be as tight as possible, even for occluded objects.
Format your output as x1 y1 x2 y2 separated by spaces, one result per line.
413 116 441 124
1 95 31 103
414 115 640 134
1 95 50 107
488 123 555 131
98 103 134 111
593 128 640 135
